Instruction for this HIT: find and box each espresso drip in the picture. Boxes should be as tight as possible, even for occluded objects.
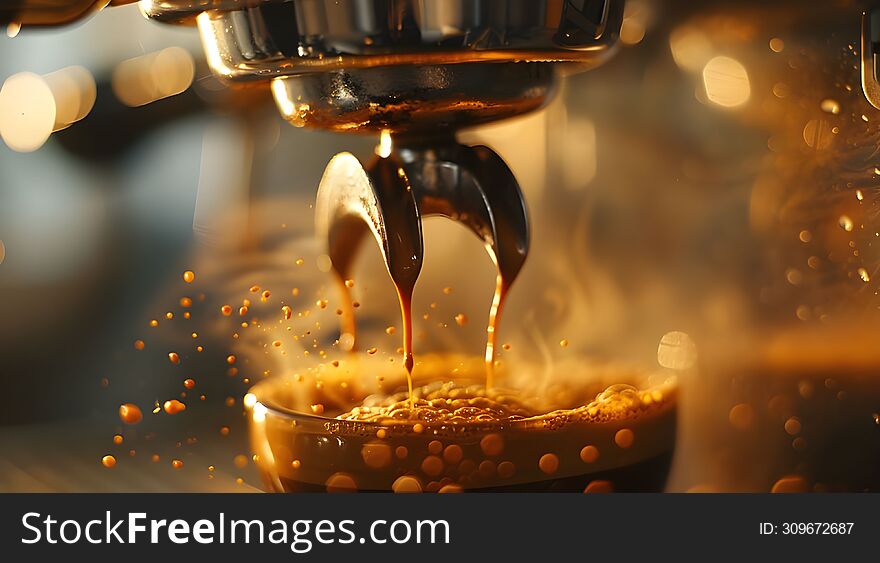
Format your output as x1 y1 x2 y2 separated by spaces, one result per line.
316 133 529 399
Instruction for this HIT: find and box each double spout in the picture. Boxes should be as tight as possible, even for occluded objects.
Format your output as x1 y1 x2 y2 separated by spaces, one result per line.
315 132 529 391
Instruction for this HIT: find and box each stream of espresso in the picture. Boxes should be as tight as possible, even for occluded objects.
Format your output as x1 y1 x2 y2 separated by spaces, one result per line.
484 274 507 391
319 134 526 405
337 243 512 401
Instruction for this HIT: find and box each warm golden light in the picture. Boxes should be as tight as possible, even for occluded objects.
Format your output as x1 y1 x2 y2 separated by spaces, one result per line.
271 78 294 114
0 72 56 152
657 331 697 370
252 403 267 423
376 129 393 158
112 47 195 108
6 22 21 38
197 12 231 77
562 118 597 190
669 25 713 72
702 56 751 108
243 393 257 409
820 98 840 115
43 66 96 131
620 1 649 47
620 18 646 45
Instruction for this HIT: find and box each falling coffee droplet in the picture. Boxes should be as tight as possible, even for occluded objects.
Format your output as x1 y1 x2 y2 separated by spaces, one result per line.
119 403 142 425
839 215 854 232
0 240 5 265
163 399 186 414
819 98 840 115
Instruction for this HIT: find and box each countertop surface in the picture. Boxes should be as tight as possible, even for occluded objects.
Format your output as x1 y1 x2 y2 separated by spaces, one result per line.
0 420 260 493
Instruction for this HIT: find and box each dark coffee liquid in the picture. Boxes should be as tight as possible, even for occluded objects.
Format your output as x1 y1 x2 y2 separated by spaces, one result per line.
249 374 678 494
265 452 673 493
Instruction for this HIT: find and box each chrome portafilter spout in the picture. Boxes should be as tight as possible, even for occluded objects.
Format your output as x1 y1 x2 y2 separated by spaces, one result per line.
315 132 528 391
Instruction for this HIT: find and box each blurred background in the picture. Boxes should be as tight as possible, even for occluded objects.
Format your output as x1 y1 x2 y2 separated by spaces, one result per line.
1 0 879 491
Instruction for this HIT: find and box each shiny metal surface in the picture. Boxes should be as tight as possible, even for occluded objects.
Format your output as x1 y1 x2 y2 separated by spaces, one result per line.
270 62 556 132
148 0 624 70
862 8 880 110
315 137 528 356
0 0 111 26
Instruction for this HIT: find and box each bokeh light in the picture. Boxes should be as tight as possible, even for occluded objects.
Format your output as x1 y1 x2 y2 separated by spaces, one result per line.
669 25 713 72
43 66 96 131
702 55 751 108
112 46 194 107
0 72 56 152
620 1 650 46
0 66 96 152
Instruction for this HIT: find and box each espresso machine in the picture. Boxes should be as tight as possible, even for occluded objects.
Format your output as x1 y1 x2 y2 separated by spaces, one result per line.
2 0 626 374
8 0 880 494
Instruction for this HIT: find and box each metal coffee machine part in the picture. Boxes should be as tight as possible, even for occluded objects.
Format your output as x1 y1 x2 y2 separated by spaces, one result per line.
3 0 626 383
862 6 880 109
144 0 627 385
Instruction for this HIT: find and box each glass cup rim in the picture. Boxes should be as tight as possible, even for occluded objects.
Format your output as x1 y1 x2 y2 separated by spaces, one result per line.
247 368 679 432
